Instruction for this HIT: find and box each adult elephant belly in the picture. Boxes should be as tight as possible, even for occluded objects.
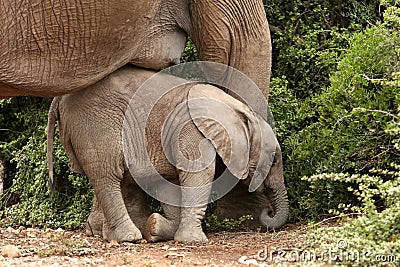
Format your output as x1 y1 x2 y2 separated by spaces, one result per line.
0 0 186 98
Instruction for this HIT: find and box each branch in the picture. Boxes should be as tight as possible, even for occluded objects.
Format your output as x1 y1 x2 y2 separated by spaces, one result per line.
353 108 399 120
360 73 386 82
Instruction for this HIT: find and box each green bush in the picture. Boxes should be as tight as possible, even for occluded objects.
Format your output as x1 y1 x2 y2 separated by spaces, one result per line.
292 20 400 217
266 0 380 100
297 3 400 265
266 1 382 220
0 97 92 229
266 0 400 220
306 115 399 266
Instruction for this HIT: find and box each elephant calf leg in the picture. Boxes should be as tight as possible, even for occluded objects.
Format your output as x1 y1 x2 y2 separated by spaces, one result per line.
174 168 214 243
144 180 181 242
86 174 151 238
144 203 180 242
88 168 141 242
99 191 142 242
172 125 215 243
85 195 104 236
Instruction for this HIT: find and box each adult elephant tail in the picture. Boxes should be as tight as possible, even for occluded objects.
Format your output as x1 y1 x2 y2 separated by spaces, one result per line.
47 97 60 199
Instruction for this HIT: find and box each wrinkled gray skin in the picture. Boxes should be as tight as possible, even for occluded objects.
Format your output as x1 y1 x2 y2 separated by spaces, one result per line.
47 66 288 243
0 0 272 113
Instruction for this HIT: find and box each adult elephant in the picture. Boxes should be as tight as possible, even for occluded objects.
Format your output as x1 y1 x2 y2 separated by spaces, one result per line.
0 0 272 107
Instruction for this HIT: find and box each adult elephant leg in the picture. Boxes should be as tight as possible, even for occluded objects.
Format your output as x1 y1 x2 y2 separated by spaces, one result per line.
86 164 141 242
144 179 181 242
189 0 272 109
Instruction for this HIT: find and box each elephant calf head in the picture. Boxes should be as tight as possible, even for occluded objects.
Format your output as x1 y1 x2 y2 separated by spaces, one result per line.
185 84 289 230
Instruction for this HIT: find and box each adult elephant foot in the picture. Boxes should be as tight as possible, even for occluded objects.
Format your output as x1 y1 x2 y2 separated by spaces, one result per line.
144 213 179 242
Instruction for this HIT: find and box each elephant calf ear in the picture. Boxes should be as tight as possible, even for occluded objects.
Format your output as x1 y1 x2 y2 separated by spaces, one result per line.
187 84 255 180
248 115 277 192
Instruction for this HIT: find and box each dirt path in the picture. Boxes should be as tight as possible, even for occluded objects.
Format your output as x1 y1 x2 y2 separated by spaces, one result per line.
0 223 317 266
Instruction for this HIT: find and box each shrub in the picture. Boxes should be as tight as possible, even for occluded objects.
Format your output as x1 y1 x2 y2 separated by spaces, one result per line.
307 114 399 266
300 3 400 265
0 97 92 229
272 3 399 218
266 1 381 220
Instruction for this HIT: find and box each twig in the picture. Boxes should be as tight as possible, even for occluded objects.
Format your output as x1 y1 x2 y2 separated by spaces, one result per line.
0 129 23 133
353 108 399 120
361 73 386 82
308 213 363 228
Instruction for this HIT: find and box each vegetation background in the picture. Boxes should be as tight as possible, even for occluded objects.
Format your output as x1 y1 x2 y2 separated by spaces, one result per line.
0 1 399 265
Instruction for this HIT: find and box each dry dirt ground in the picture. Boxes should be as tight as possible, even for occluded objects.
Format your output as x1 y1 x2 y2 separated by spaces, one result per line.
0 223 325 267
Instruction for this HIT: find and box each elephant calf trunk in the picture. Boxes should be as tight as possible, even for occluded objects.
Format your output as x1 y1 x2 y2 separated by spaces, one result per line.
260 187 289 230
259 142 289 230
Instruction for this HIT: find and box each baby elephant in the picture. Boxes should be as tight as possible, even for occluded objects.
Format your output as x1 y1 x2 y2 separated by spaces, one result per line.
47 65 288 243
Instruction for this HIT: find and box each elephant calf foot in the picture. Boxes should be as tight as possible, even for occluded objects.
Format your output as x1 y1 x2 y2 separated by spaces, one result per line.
144 213 179 242
174 206 208 243
85 197 105 237
174 226 208 243
102 219 142 243
85 221 103 237
85 210 104 237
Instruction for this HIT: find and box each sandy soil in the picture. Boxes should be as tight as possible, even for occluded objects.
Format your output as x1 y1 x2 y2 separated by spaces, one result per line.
0 223 323 266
